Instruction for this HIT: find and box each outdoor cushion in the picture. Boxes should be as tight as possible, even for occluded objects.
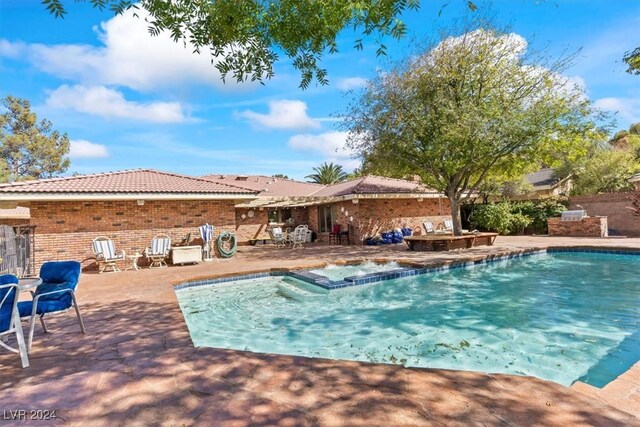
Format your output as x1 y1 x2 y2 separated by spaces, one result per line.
150 236 171 255
0 274 19 332
93 239 117 259
18 300 70 317
35 261 81 304
40 261 80 285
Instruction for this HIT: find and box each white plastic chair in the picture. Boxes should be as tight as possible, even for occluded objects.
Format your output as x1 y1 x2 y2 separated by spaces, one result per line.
290 225 308 249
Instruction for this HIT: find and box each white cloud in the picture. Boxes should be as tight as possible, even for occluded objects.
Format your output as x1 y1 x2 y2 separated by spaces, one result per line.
69 139 109 158
46 85 189 123
0 9 246 92
336 77 367 91
594 97 640 123
288 131 355 159
238 100 320 130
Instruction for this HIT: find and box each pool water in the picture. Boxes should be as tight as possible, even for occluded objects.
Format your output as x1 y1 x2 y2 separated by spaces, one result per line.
175 252 640 387
309 261 402 281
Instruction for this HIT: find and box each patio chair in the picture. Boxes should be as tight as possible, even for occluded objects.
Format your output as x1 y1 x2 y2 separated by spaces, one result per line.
92 236 125 273
340 224 351 245
0 274 29 368
443 219 454 232
269 227 288 248
290 225 308 249
145 234 171 268
422 221 435 234
329 224 342 244
18 261 85 354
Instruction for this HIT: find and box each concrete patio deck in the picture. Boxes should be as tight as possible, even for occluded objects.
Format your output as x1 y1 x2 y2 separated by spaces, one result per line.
1 236 639 426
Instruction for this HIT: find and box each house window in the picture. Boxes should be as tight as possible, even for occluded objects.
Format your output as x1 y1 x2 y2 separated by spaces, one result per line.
318 205 335 233
268 208 292 223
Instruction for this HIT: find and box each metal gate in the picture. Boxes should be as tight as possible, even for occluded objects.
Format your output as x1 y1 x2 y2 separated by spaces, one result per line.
0 224 35 277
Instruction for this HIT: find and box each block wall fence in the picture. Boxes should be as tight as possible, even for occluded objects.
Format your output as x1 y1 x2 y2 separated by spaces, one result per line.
569 192 640 237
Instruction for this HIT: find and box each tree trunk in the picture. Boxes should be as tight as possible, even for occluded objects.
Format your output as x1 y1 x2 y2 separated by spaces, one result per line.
447 192 463 236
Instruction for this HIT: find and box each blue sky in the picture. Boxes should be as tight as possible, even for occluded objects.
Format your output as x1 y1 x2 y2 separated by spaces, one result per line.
1 0 639 180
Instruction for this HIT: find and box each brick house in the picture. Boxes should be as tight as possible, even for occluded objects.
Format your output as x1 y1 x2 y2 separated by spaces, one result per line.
0 170 257 269
0 170 450 268
205 174 451 244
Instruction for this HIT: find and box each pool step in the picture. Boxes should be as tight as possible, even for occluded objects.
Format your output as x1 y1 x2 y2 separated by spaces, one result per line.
277 279 328 301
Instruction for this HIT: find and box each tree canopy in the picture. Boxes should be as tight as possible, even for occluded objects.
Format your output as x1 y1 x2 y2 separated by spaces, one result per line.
42 0 426 89
306 162 348 184
0 96 71 182
344 24 601 234
623 47 640 75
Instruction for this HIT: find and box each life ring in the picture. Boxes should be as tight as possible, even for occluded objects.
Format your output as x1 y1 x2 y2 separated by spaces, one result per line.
217 232 238 258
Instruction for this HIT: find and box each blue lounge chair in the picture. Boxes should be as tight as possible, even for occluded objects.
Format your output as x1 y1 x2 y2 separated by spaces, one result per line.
18 261 86 353
0 274 29 367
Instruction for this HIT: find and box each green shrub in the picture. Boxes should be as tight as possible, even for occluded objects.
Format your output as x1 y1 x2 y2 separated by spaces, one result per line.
471 199 566 235
471 202 514 235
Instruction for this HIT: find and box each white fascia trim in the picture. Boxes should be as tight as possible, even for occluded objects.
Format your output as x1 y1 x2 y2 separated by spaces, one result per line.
0 193 257 202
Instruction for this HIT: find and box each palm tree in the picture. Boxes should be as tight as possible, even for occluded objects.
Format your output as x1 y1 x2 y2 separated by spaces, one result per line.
305 162 348 184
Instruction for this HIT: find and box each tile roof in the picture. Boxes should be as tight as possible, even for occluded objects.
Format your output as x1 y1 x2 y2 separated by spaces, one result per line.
201 174 324 197
0 169 256 195
311 176 437 197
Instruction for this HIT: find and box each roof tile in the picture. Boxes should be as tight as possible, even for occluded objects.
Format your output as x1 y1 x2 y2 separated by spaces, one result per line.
201 174 324 197
0 169 256 194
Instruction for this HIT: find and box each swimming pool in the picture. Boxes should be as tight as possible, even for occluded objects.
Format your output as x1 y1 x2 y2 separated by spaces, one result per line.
175 251 639 387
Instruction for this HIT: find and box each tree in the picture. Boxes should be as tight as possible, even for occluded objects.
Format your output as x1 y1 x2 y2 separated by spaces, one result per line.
272 174 289 179
0 96 70 182
344 25 599 235
570 146 640 195
623 47 640 75
42 0 426 89
305 162 347 184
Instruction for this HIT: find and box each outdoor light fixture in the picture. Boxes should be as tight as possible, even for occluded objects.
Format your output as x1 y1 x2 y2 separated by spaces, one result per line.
136 200 145 206
417 198 424 202
352 199 359 204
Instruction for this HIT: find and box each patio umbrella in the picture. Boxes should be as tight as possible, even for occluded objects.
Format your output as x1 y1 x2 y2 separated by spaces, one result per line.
199 223 214 260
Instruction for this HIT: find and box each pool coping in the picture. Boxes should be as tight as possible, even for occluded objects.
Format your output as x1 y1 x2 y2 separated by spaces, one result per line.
174 246 640 291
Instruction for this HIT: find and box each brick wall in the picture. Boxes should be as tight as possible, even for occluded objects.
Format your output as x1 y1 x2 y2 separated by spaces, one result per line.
30 200 237 269
313 197 450 244
548 217 608 237
234 207 270 243
569 192 640 237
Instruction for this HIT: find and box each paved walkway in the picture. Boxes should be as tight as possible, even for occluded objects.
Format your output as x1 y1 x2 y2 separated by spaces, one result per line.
1 236 639 426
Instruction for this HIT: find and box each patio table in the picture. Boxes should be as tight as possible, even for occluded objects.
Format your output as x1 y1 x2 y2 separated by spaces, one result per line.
18 277 42 292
